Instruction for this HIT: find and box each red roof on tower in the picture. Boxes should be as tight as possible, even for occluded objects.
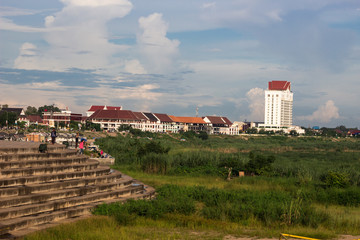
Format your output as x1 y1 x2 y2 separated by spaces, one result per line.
268 81 291 91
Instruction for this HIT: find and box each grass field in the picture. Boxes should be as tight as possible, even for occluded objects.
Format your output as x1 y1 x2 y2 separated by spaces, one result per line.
23 134 360 240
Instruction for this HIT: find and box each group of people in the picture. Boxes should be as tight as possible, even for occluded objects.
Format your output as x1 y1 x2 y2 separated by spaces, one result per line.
75 132 85 154
50 129 85 154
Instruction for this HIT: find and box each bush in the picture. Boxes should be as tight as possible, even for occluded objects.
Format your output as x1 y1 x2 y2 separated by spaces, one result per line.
320 171 350 188
245 152 275 175
198 131 208 140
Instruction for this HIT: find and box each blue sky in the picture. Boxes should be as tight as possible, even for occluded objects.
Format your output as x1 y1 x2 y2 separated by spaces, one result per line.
0 0 359 128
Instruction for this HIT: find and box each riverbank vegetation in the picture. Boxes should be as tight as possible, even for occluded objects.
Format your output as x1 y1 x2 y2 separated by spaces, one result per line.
24 133 360 240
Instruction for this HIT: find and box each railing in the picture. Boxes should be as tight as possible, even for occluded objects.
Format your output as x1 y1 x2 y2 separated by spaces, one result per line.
279 233 319 240
280 233 359 240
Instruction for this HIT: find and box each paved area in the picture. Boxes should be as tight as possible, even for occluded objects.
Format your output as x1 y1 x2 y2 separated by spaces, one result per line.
0 140 62 149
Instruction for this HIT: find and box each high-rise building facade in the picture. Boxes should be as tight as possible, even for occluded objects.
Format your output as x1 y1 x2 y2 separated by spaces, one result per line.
264 81 293 128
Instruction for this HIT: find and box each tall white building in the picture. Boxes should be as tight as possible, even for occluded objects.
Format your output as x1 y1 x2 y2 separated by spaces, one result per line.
263 81 293 128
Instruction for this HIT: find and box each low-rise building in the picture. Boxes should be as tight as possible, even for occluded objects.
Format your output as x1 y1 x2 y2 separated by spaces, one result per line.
169 116 207 132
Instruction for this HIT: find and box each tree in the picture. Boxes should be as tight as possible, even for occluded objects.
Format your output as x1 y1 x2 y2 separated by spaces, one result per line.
59 122 66 129
37 104 60 115
85 122 101 131
25 106 38 115
0 111 17 127
321 127 337 137
69 121 80 130
246 128 258 134
245 152 275 175
17 121 27 129
118 124 132 131
289 130 299 136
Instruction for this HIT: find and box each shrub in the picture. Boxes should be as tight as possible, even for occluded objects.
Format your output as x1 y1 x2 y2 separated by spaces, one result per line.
320 171 350 188
198 131 208 140
245 152 275 175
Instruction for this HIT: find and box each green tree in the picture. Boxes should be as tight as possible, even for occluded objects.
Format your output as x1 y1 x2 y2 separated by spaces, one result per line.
17 121 27 129
37 104 60 115
321 127 337 137
0 111 17 127
245 152 275 175
118 124 132 131
289 130 299 136
85 122 101 131
198 131 208 140
246 128 258 134
69 121 80 130
25 106 38 115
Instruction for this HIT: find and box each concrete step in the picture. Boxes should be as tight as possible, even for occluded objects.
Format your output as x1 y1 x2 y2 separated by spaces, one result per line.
0 176 135 209
0 165 112 187
0 185 156 238
0 184 144 220
0 171 123 197
0 155 89 170
0 150 78 162
0 142 66 154
0 159 100 178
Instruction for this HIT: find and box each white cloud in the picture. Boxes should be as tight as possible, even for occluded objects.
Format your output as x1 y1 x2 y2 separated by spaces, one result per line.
202 2 216 9
14 43 42 69
298 100 340 123
44 16 55 27
246 88 264 122
124 59 147 74
137 13 180 74
60 0 126 7
0 17 48 32
13 0 133 71
0 80 162 114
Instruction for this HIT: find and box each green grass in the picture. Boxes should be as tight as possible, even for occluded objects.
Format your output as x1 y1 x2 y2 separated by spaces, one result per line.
22 135 360 240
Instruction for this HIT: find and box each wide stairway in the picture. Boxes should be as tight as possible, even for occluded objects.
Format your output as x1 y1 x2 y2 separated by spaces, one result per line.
0 141 155 239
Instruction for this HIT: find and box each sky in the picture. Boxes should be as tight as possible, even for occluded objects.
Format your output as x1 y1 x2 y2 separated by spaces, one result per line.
0 0 359 128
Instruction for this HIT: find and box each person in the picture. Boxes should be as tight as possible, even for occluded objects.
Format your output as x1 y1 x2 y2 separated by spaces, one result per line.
100 149 104 158
51 128 57 144
79 139 84 154
75 132 79 148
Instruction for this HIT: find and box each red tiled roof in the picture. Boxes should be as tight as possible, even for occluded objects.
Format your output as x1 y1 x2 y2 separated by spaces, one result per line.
27 115 43 123
268 81 291 91
203 116 232 125
133 112 148 121
87 105 122 111
221 117 232 125
88 110 139 120
153 113 173 122
169 116 206 124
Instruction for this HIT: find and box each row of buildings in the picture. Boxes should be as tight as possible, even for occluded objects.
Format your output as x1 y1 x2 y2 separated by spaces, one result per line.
2 105 242 135
1 81 306 135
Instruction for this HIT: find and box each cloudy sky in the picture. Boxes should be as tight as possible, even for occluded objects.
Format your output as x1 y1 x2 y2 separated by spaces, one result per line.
0 0 359 128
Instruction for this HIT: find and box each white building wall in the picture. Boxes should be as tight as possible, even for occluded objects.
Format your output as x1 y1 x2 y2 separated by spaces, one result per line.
264 89 293 128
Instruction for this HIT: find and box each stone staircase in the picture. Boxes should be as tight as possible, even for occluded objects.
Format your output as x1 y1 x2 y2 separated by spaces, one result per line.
0 141 155 239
